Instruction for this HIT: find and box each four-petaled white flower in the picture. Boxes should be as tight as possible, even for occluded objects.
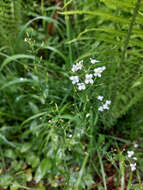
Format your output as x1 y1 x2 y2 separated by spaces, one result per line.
76 60 83 70
85 74 93 84
77 83 86 90
127 151 134 158
130 163 136 171
94 68 102 77
106 100 111 105
72 60 83 72
97 96 104 101
70 76 79 84
94 66 106 77
98 106 104 112
90 58 100 64
103 103 109 110
72 64 78 72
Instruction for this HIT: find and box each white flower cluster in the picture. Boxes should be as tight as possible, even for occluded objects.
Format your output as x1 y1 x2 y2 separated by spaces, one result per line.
127 143 138 172
97 96 111 111
69 58 106 91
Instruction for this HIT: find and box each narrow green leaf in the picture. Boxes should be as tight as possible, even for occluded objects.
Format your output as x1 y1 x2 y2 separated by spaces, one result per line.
0 54 35 72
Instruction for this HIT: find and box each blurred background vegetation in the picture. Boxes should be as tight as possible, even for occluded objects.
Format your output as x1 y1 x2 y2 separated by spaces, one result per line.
0 0 143 189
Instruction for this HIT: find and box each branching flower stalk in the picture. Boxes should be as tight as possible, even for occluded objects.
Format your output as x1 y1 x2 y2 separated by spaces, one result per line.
69 58 112 160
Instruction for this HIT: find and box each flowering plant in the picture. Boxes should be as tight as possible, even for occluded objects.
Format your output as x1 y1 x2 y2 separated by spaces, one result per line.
69 58 111 113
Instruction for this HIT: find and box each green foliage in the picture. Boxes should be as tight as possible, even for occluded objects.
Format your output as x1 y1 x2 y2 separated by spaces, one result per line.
0 0 22 53
0 0 143 189
62 0 143 126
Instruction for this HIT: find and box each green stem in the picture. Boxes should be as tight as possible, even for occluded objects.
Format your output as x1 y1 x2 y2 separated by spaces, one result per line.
41 0 45 28
74 152 89 190
64 0 73 65
126 172 133 190
97 150 107 190
120 0 141 65
89 113 98 158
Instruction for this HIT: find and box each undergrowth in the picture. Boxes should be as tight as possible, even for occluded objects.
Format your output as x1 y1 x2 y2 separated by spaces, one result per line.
0 0 143 189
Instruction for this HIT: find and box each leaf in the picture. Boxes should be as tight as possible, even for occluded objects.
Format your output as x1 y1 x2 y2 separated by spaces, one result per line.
4 149 16 159
60 10 129 24
15 16 58 49
20 143 32 153
21 111 48 127
0 134 16 148
0 78 34 90
25 169 32 182
0 54 36 71
0 174 13 188
34 158 52 183
26 152 40 168
10 182 20 190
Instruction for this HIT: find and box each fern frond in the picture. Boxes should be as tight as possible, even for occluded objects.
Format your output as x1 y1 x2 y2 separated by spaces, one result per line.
0 0 22 54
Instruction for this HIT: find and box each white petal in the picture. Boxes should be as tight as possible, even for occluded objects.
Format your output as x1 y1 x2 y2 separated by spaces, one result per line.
98 106 104 112
90 58 100 64
97 96 103 101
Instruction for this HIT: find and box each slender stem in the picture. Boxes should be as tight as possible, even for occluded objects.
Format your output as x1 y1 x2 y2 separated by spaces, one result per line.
120 0 141 65
64 0 73 65
126 172 133 190
97 150 107 190
89 113 98 158
74 152 89 190
41 0 45 28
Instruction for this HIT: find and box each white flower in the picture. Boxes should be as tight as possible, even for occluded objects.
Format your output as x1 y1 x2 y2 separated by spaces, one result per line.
69 134 72 138
133 157 137 161
71 60 83 72
127 151 134 158
94 66 106 77
90 58 100 64
85 74 94 84
94 68 102 77
86 113 90 118
103 103 109 110
20 77 26 81
70 76 79 84
130 163 136 171
97 96 103 101
101 66 106 71
106 100 111 105
76 60 83 70
72 64 78 72
134 143 138 148
98 106 104 112
77 83 86 90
